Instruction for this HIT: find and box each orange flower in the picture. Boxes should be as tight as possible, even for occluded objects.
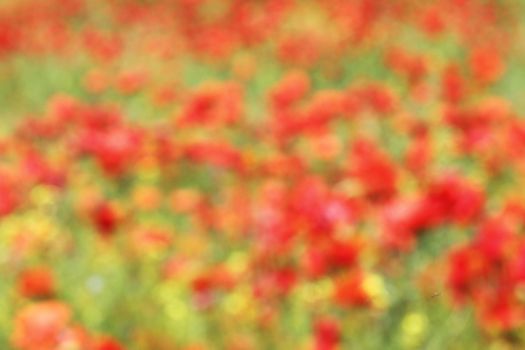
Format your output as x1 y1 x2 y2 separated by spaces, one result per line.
469 46 505 85
132 185 162 211
84 69 110 94
12 301 71 350
116 70 149 95
169 188 202 214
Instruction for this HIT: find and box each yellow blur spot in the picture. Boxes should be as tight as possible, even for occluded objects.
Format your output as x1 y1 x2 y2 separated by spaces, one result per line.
155 284 175 303
226 252 248 275
30 185 57 207
295 278 334 305
224 291 249 315
165 299 189 322
59 340 82 350
401 312 428 349
363 273 389 309
516 285 525 303
402 312 427 334
136 166 160 182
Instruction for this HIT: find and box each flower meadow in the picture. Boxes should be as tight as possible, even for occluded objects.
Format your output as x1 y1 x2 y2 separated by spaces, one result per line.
1 0 525 349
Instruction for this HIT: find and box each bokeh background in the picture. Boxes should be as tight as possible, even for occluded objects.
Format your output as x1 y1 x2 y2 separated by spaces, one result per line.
1 0 525 349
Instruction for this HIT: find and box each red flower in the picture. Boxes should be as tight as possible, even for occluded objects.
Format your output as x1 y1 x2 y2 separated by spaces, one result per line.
18 267 55 299
442 64 466 104
314 317 341 350
116 69 149 95
83 28 123 62
447 247 485 303
183 142 245 173
333 271 370 307
385 47 428 85
421 174 485 226
419 6 446 36
91 201 121 238
178 82 243 127
95 336 125 350
269 71 310 110
349 138 397 201
359 83 397 115
0 171 19 217
382 198 425 251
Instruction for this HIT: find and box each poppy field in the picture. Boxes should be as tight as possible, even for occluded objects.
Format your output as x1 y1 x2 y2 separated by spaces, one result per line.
1 0 525 349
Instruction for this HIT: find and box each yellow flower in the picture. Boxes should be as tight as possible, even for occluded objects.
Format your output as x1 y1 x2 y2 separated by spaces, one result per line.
362 273 389 309
400 312 428 349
